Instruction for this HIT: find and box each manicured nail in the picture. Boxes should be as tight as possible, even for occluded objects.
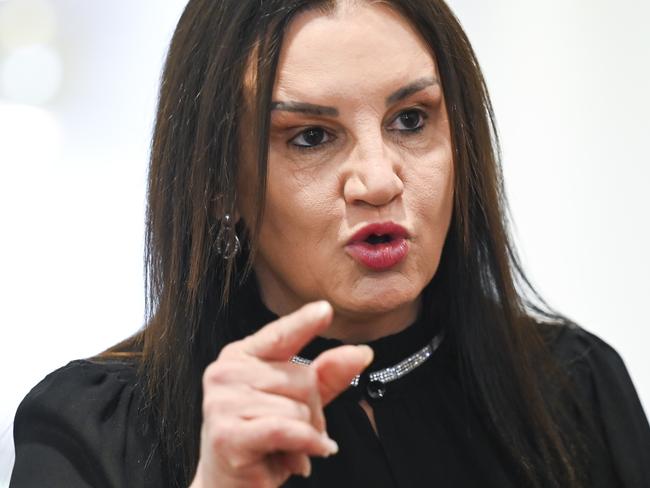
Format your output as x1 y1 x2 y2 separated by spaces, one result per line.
357 345 374 367
313 300 331 318
321 433 339 455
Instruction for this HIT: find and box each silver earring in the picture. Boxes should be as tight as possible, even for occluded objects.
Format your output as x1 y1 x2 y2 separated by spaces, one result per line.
215 214 240 260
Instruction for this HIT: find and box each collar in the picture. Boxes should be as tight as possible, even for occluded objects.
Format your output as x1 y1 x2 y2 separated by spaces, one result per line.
229 273 449 373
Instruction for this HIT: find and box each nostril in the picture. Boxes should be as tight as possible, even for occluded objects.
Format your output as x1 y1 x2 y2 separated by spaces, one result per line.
342 159 404 208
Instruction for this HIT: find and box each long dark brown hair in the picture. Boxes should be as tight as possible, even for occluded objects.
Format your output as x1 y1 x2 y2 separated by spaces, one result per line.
103 0 589 486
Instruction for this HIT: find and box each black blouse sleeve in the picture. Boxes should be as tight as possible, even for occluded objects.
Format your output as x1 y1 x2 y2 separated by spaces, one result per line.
10 360 163 488
552 324 650 487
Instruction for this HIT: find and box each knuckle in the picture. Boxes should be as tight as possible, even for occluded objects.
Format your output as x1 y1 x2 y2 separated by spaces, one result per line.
209 421 233 453
203 360 238 387
265 329 286 351
266 422 287 445
295 402 311 421
202 361 221 385
217 342 240 360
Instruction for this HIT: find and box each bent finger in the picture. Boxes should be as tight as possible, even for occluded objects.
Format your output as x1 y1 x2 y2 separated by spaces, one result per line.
209 386 312 424
205 361 327 432
239 417 338 459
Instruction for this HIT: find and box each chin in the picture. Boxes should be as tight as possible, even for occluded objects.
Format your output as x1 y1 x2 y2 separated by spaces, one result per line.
337 282 422 316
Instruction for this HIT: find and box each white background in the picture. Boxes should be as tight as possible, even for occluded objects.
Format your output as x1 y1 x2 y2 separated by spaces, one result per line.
0 0 648 485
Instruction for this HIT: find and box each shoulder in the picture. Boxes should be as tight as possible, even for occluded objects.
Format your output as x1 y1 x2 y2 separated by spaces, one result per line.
20 358 138 408
540 320 641 402
540 321 650 486
11 359 163 487
14 359 140 434
541 321 625 372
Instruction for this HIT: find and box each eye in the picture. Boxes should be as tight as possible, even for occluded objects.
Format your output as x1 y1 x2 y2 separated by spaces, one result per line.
388 109 427 132
289 127 333 149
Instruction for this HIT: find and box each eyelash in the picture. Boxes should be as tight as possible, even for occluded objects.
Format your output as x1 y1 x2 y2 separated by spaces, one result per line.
290 127 334 152
388 109 428 134
288 108 428 152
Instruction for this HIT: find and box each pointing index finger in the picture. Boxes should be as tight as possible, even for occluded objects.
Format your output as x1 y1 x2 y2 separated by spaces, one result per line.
242 301 333 361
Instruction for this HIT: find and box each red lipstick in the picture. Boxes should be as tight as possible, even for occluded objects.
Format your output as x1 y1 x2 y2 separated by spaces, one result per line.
345 222 409 271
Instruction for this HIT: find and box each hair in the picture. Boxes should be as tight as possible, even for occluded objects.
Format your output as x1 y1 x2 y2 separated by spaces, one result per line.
102 0 591 486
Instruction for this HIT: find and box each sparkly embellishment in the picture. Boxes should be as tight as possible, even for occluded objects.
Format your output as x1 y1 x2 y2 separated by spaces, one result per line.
367 380 386 399
290 331 445 388
290 356 312 367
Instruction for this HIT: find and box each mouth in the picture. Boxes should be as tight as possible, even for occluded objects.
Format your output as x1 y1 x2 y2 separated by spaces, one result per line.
345 222 410 271
347 222 409 246
364 234 394 245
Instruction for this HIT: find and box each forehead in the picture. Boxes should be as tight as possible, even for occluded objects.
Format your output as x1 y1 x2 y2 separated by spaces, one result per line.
274 2 437 101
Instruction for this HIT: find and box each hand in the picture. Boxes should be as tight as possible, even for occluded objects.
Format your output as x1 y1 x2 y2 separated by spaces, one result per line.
190 301 374 488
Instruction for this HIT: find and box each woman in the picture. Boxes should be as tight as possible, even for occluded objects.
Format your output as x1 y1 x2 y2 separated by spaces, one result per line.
10 0 650 487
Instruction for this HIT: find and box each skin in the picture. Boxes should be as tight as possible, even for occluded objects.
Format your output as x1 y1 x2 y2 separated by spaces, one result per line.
194 303 374 487
193 3 455 486
238 1 454 343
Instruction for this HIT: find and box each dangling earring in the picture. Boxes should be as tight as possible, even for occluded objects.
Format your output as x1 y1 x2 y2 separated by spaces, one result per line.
215 214 240 260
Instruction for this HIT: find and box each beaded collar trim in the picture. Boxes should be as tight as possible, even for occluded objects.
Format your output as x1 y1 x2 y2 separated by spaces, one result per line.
291 330 445 388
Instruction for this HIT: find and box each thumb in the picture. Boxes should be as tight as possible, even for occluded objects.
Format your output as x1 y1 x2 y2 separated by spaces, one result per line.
311 345 374 405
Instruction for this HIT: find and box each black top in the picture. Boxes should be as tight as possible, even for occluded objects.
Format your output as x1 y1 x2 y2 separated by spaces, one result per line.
10 300 650 487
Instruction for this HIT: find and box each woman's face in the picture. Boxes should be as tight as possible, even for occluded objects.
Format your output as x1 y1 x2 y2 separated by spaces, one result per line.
238 2 454 340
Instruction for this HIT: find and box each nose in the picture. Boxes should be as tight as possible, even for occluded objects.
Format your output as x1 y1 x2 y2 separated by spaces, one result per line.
342 140 404 208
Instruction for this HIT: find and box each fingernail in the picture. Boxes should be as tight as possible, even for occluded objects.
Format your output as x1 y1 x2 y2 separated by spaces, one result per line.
312 301 331 318
357 345 374 367
321 433 339 456
302 461 312 478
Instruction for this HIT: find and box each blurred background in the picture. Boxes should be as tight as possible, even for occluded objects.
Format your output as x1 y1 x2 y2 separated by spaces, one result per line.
0 0 648 484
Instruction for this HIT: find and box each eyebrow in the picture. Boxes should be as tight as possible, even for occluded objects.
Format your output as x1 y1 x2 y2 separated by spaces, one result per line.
270 76 440 117
270 101 339 117
385 76 439 106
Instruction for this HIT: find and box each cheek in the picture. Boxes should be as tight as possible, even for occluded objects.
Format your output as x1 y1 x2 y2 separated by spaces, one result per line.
405 149 454 266
407 146 454 214
261 155 341 241
400 107 454 219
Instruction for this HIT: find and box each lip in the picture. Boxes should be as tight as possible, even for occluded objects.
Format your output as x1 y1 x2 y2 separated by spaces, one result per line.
345 222 410 271
347 222 409 244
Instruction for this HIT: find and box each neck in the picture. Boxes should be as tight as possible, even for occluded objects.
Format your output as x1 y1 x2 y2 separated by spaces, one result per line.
320 298 421 343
